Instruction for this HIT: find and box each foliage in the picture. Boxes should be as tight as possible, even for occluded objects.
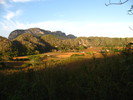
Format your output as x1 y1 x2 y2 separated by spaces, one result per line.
78 46 87 50
70 54 85 57
1 33 133 59
0 36 15 61
28 55 45 67
13 33 46 55
41 34 62 49
41 35 89 51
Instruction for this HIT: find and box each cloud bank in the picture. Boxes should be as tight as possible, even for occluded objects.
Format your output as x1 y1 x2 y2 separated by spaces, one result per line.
1 20 133 38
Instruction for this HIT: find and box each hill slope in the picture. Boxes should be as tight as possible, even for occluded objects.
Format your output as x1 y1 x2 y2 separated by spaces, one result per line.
0 36 15 60
12 33 51 55
1 28 133 58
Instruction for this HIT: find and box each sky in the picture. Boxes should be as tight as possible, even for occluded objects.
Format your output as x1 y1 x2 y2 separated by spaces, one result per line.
0 0 133 38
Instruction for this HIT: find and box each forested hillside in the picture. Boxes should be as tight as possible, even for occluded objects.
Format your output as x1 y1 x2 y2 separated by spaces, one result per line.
1 28 133 60
0 36 15 60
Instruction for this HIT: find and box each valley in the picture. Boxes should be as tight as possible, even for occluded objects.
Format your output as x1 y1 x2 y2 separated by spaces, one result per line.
0 28 133 100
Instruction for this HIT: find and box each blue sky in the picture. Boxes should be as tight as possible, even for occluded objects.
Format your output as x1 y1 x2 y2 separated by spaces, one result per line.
0 0 133 38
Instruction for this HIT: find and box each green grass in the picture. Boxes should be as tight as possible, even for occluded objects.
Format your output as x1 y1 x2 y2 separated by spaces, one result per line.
0 52 133 100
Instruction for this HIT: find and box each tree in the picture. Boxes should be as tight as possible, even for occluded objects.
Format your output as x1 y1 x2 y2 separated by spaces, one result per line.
106 0 133 14
105 0 129 6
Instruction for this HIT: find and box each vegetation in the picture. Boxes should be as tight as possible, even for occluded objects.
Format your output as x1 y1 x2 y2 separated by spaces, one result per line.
1 1 133 98
1 33 133 58
0 36 15 61
8 28 76 40
0 50 133 100
41 34 62 49
1 4 133 98
70 54 85 57
0 30 133 99
13 33 47 56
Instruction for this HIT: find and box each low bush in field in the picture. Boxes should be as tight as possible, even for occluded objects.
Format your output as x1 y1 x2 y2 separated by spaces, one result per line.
70 54 85 57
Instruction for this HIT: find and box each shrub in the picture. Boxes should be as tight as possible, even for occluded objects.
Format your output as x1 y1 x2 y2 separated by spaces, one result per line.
71 54 85 57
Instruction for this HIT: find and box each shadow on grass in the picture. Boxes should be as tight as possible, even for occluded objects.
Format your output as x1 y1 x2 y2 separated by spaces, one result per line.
0 61 28 70
0 52 133 100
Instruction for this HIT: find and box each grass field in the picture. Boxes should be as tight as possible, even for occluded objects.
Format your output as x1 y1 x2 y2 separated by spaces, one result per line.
0 47 133 100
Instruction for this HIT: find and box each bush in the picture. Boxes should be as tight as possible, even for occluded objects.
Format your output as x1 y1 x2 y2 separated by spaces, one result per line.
71 54 85 57
77 46 87 50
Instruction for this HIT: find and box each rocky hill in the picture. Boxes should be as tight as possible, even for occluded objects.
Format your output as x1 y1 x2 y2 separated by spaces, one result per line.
8 28 76 40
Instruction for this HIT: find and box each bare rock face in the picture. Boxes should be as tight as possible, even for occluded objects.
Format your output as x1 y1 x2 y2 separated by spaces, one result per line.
8 30 25 40
8 28 77 40
8 28 48 40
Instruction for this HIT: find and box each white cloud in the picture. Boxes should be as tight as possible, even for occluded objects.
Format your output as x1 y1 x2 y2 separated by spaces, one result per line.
0 0 11 8
1 20 133 38
27 21 133 38
11 0 33 2
0 0 6 5
0 0 34 8
4 10 22 20
0 20 26 37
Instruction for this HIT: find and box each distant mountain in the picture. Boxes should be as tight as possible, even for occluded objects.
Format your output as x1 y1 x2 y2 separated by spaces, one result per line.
8 28 77 40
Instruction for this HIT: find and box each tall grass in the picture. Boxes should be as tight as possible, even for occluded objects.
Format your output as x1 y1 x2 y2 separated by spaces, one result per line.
0 52 133 100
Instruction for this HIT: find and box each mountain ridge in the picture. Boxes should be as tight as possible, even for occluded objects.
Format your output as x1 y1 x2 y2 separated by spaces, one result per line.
8 28 77 40
1 28 133 60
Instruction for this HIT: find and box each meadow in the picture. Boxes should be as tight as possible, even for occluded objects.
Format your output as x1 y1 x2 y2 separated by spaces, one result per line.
0 47 133 100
